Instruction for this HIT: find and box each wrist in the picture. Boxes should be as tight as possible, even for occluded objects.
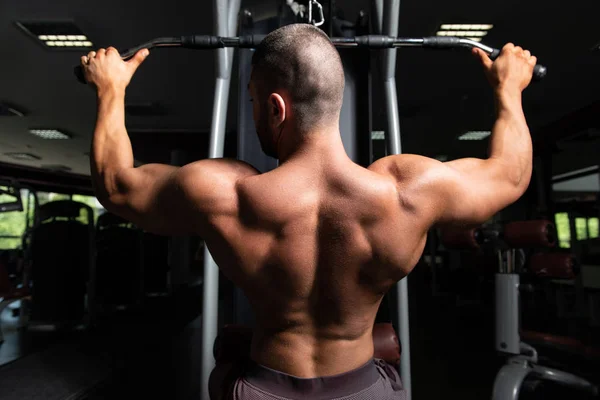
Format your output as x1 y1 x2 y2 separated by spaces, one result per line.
97 85 126 99
494 86 523 114
494 85 522 102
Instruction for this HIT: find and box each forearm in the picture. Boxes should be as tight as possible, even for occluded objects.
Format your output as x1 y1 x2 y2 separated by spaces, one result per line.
90 88 134 203
487 88 533 190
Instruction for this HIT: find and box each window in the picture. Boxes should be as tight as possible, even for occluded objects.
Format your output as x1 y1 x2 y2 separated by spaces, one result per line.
555 213 600 248
72 194 105 223
576 218 588 240
555 212 571 248
0 187 34 249
589 218 599 239
37 192 106 224
37 191 71 206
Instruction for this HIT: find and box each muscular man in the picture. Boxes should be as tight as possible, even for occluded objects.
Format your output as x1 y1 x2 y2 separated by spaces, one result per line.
81 24 536 400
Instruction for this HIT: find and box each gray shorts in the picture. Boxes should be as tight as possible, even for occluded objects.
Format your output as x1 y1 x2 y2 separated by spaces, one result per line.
228 358 406 400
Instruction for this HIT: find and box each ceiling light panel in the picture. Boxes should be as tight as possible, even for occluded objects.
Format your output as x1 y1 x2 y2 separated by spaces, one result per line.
437 23 493 42
371 131 385 140
16 21 94 50
440 24 494 31
458 131 491 141
29 129 72 140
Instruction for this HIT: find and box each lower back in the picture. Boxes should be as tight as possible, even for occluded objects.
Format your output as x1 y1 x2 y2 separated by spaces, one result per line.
251 326 376 377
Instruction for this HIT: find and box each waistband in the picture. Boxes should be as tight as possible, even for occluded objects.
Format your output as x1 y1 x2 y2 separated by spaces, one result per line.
244 359 380 400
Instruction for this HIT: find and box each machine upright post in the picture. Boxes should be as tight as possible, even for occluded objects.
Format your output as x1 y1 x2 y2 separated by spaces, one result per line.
201 0 240 399
381 0 411 398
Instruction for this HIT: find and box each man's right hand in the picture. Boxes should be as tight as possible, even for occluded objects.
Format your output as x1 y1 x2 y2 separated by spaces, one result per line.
473 44 537 93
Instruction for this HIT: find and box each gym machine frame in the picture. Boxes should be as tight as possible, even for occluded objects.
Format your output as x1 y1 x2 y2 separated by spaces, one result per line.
73 1 546 398
442 223 598 399
493 252 598 399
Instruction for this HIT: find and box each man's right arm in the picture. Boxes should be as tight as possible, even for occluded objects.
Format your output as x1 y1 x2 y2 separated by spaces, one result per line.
433 85 532 225
369 44 537 227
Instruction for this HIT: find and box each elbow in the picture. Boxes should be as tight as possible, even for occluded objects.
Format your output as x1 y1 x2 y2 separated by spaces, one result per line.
490 157 531 197
507 165 532 198
92 168 134 211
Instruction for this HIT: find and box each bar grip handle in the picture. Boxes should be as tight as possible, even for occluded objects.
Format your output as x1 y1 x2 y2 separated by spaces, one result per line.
238 34 266 48
181 35 225 49
422 36 462 47
488 49 547 81
422 37 547 81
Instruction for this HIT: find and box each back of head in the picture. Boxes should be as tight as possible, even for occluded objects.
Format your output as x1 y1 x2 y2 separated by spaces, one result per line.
251 24 345 133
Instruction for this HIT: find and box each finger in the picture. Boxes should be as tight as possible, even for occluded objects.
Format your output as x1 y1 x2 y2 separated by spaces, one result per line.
96 48 106 59
503 43 515 52
81 55 89 66
127 48 150 73
523 50 531 58
513 46 524 55
106 46 120 57
529 55 537 66
87 51 97 60
472 48 493 70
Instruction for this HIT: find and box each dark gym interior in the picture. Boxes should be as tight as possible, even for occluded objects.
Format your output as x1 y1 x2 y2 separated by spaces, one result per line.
1 0 600 399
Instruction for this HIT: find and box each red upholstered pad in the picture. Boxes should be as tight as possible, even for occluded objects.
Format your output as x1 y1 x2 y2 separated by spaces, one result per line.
504 220 556 248
529 253 576 279
440 227 480 250
372 322 401 366
214 323 401 366
521 330 600 359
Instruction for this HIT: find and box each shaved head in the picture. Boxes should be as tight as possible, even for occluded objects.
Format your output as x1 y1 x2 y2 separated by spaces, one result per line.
251 24 345 136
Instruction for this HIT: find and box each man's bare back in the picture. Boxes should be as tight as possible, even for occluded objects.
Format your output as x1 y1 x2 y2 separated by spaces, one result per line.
81 22 537 397
202 148 428 377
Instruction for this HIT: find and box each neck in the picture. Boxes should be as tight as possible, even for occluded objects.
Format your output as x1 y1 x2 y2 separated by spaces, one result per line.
277 125 347 164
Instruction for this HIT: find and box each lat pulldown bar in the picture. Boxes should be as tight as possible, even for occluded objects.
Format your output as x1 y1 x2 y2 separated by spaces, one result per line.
74 34 547 84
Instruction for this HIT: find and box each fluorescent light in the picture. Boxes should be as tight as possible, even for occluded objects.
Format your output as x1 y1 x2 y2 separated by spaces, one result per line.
437 31 488 37
42 39 92 48
16 22 92 50
371 131 385 140
440 24 494 31
5 153 41 161
458 131 491 141
29 129 71 140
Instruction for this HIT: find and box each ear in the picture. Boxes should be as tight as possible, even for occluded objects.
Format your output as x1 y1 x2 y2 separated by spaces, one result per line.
268 93 286 126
